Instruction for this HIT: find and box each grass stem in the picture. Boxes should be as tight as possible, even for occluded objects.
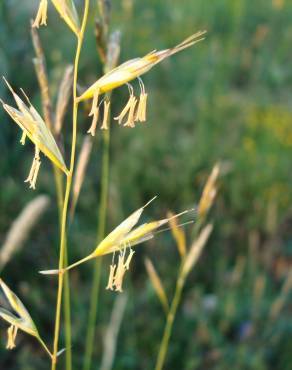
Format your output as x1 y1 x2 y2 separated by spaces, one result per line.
83 127 111 370
51 1 89 369
155 272 185 370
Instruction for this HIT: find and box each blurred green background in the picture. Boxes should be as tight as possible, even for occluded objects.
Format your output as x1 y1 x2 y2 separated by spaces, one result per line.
0 0 292 369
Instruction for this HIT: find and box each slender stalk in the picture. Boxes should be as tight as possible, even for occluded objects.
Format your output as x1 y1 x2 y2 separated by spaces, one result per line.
32 25 72 370
63 241 72 370
51 1 90 369
38 336 53 359
155 273 185 370
83 127 111 370
53 167 72 370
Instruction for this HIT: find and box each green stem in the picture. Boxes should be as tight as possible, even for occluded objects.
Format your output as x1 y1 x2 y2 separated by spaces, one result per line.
155 273 185 370
83 127 111 370
51 1 89 369
53 166 72 370
63 242 72 370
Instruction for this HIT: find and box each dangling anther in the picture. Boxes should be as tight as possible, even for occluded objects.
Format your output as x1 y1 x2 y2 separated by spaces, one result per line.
124 248 135 270
124 96 137 128
32 0 48 28
87 90 100 136
25 146 41 190
113 249 127 292
89 89 100 117
135 78 148 123
114 84 136 126
106 263 117 290
101 100 111 130
6 325 18 350
20 131 26 145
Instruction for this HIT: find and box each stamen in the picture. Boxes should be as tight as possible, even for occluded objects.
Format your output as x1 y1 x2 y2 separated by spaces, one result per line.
101 100 111 130
32 0 48 28
124 248 135 270
87 107 99 136
114 84 136 125
113 250 126 292
24 146 41 190
20 131 26 145
6 325 18 350
135 92 148 123
135 78 148 122
106 264 117 290
89 90 100 117
123 97 137 128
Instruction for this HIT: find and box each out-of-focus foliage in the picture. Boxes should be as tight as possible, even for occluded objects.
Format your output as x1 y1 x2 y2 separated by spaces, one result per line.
0 0 291 369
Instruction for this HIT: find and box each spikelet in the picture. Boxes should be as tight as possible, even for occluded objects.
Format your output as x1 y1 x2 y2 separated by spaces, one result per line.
31 26 53 129
70 137 93 217
100 294 127 370
40 197 189 278
0 195 50 271
181 224 213 278
77 31 206 101
0 279 39 349
145 258 169 313
168 211 186 259
1 78 68 187
198 164 220 218
51 0 80 36
55 65 74 134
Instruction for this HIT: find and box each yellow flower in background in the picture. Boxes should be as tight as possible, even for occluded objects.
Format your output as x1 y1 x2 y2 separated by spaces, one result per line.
79 31 206 133
1 78 68 189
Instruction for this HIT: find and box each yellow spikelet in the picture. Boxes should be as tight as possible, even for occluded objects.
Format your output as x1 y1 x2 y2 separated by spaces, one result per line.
145 258 169 313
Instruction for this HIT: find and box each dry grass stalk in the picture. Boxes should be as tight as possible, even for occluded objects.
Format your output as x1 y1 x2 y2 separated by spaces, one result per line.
270 271 292 319
145 258 169 313
167 211 186 259
252 274 266 316
182 224 213 278
31 25 53 129
55 65 74 134
70 136 93 217
0 195 50 270
198 164 220 218
100 294 128 370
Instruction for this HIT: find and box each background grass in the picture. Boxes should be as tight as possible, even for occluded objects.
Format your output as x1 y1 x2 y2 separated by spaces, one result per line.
0 0 291 369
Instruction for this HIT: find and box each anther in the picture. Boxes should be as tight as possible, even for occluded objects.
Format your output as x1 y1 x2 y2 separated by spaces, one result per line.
101 100 110 130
